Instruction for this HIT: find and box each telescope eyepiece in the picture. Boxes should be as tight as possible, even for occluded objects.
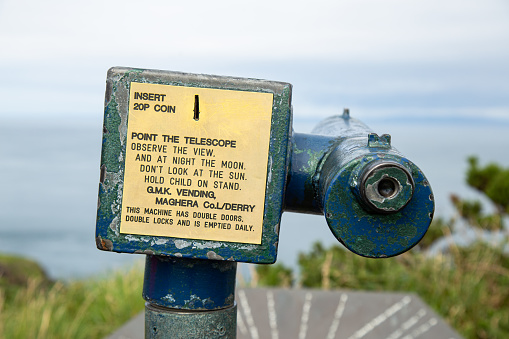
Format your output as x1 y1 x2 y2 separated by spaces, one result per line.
378 178 398 198
358 161 414 213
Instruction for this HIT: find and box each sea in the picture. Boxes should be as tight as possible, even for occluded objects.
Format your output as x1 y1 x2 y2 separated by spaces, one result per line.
1 114 508 280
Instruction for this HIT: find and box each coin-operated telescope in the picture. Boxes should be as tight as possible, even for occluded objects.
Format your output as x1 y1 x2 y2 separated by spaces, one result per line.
96 67 434 338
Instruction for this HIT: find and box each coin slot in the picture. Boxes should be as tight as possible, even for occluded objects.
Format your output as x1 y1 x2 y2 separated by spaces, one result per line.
194 95 200 121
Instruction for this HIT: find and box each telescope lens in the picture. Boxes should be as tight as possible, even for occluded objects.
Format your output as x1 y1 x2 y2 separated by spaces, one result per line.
357 161 414 213
378 178 397 198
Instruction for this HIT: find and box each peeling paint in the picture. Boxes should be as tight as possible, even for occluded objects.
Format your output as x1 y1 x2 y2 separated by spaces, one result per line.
267 156 273 184
143 256 236 310
125 234 139 242
224 293 235 306
109 216 119 234
210 261 236 272
151 238 169 246
207 251 224 260
324 158 433 258
134 249 155 255
99 164 106 183
162 294 176 303
193 241 223 250
185 294 214 309
232 244 258 251
174 239 192 249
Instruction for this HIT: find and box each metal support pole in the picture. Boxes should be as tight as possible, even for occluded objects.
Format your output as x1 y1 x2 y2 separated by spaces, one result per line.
143 256 237 338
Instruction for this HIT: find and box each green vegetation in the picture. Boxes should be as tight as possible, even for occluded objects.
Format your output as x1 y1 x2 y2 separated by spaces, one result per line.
256 157 509 339
0 254 51 305
467 156 509 215
0 258 144 339
255 263 294 288
289 240 509 338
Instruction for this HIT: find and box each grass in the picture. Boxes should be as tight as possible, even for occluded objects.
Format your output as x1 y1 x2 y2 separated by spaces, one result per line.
0 258 144 339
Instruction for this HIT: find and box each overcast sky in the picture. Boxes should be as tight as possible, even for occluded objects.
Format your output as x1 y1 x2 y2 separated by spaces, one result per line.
1 0 508 123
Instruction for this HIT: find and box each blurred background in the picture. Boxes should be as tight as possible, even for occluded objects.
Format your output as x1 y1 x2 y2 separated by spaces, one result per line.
1 0 508 279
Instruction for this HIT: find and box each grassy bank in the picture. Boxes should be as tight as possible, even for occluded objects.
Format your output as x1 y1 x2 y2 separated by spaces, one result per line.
0 256 144 339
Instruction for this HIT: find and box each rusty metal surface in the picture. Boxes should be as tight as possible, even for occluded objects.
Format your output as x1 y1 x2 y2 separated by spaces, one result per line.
145 302 237 339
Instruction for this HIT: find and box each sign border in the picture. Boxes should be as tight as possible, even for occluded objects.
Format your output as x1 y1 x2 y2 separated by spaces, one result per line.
96 67 293 263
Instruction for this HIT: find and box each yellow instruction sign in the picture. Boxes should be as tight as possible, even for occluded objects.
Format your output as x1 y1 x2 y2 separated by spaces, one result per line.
120 82 273 244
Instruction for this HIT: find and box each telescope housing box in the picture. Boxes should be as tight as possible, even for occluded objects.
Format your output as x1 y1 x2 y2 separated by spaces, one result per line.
96 67 293 264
